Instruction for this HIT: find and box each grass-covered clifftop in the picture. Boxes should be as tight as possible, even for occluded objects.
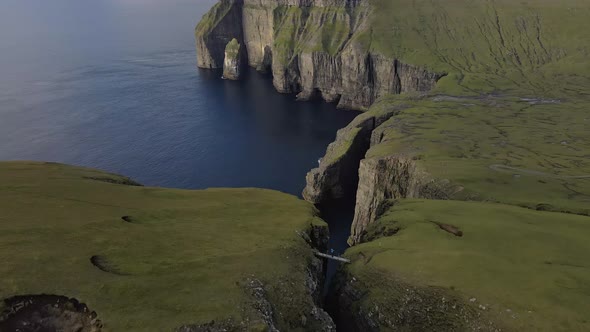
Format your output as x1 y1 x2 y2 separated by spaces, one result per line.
368 0 590 97
365 94 590 215
338 199 590 331
0 162 331 331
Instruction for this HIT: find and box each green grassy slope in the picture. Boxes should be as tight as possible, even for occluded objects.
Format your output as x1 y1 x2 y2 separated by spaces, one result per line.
195 0 234 36
369 0 590 97
271 5 356 64
0 162 326 331
367 95 590 215
344 199 590 331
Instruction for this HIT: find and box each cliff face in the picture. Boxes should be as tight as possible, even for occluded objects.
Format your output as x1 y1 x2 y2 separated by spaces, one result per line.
348 155 423 245
196 0 244 69
196 0 445 110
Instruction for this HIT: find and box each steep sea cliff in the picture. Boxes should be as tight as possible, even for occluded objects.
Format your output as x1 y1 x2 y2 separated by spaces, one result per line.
195 0 444 110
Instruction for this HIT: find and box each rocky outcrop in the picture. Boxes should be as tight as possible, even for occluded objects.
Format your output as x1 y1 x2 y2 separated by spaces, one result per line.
195 0 445 110
223 38 242 80
0 295 102 332
328 269 500 332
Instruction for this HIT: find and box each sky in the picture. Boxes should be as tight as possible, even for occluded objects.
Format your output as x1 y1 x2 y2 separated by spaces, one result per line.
0 0 217 90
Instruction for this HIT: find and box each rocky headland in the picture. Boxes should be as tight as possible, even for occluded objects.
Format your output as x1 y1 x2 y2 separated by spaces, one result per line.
195 0 445 110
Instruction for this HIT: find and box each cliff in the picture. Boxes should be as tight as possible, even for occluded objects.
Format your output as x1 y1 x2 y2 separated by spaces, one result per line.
195 0 445 110
196 0 243 69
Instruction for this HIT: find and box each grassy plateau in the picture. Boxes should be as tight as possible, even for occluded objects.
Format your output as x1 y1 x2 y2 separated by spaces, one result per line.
0 162 326 331
345 199 590 331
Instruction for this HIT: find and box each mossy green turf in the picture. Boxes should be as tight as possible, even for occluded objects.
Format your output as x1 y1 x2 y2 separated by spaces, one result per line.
345 199 590 331
195 0 233 36
271 5 354 64
368 0 590 98
0 162 325 331
366 95 590 215
225 38 240 57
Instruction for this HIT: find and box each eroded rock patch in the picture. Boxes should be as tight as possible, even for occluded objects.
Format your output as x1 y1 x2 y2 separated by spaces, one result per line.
0 295 102 332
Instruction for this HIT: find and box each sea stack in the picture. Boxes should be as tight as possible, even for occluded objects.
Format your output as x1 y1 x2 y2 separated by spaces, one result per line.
223 38 241 80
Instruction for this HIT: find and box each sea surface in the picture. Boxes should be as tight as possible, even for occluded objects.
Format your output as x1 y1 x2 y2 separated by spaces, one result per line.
0 0 359 196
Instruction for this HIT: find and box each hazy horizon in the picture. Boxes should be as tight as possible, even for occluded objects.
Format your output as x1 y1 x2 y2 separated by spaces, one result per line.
0 0 217 92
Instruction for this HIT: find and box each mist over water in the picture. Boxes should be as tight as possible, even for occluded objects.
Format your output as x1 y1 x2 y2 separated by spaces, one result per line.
0 0 359 194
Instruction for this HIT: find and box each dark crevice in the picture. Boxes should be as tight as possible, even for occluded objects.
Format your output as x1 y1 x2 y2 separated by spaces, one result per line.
317 197 357 332
313 126 371 328
121 216 134 223
83 176 142 187
90 255 129 276
310 110 406 330
317 196 357 294
366 54 375 88
393 59 402 94
431 221 464 237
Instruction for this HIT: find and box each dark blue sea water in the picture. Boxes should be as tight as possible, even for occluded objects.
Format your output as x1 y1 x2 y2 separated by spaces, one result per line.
0 0 358 196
